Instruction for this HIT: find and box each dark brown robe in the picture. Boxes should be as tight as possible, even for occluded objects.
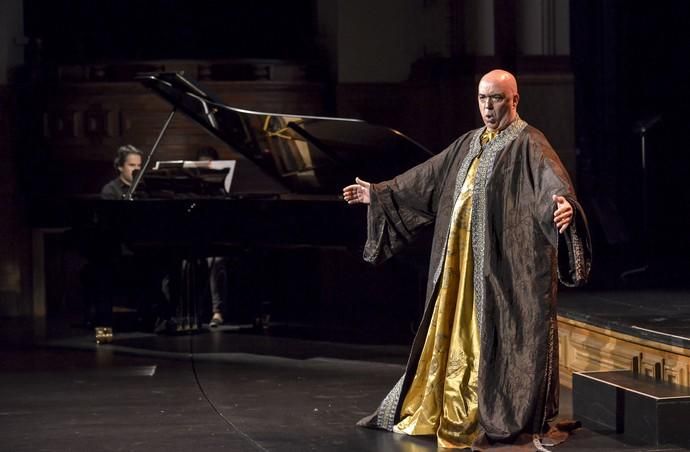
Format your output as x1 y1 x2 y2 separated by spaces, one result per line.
358 119 592 446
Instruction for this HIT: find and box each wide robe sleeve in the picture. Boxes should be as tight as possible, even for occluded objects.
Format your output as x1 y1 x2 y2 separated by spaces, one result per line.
531 132 592 286
363 140 463 265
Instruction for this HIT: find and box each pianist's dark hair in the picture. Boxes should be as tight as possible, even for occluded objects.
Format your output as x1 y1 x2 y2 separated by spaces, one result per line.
114 144 143 169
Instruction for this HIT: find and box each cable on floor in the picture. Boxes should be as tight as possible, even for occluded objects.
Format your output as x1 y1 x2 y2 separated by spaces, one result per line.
188 329 269 452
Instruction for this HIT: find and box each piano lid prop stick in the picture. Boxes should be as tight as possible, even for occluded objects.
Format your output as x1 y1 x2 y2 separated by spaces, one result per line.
125 107 177 200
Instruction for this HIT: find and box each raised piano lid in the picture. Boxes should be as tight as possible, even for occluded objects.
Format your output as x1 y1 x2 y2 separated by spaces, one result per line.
137 72 434 196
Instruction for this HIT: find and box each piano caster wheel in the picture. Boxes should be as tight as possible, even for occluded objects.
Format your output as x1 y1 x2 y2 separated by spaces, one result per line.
95 326 113 344
254 314 271 331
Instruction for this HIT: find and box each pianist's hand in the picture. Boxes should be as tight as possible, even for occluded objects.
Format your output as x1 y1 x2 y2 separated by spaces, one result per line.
343 177 371 205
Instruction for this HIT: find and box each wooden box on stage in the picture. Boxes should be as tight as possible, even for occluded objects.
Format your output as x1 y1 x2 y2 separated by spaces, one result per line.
573 370 690 447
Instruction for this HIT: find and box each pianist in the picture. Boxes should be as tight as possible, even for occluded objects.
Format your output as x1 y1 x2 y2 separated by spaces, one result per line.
83 143 163 338
100 144 143 200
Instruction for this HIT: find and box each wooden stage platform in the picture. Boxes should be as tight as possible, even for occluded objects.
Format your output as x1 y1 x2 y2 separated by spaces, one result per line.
558 289 690 388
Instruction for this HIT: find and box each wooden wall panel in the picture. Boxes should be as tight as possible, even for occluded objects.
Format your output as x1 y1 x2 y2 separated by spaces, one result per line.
336 73 577 179
518 73 576 180
36 72 575 196
0 86 13 193
0 85 32 316
336 79 478 155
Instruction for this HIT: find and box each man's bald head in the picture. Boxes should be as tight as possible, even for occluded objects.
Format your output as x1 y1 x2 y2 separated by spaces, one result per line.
480 69 519 96
477 69 520 132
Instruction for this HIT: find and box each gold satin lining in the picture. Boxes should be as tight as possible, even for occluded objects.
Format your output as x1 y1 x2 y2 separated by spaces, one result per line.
394 156 482 449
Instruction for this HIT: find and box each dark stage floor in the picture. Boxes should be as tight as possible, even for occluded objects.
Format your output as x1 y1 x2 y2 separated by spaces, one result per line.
1 299 690 451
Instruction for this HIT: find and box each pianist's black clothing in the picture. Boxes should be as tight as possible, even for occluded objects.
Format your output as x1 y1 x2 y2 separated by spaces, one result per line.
100 177 129 200
82 179 163 329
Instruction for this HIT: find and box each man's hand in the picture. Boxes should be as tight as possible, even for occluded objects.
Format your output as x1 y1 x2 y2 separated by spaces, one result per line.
553 194 573 233
343 177 371 205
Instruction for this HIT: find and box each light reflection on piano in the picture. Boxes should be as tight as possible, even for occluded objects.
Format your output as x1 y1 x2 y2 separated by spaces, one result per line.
135 72 433 196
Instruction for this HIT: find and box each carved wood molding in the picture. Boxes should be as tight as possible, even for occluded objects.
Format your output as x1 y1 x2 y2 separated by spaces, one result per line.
56 59 320 83
558 315 690 389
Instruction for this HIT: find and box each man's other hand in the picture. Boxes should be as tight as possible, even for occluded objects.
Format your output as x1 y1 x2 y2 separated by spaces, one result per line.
343 177 371 205
553 194 573 233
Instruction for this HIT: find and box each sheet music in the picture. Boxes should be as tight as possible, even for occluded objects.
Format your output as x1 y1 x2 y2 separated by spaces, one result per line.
221 161 236 193
152 160 236 194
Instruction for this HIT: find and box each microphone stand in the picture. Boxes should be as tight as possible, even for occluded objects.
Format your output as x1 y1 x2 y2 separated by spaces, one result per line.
620 115 660 281
125 108 177 200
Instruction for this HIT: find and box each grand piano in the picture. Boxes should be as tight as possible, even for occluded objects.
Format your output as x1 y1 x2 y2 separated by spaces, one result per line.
33 72 435 337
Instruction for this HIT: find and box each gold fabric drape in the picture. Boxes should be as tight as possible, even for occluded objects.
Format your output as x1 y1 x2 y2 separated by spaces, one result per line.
394 129 498 448
394 155 482 449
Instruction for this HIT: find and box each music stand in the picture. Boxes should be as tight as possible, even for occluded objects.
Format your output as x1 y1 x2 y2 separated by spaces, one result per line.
143 160 236 197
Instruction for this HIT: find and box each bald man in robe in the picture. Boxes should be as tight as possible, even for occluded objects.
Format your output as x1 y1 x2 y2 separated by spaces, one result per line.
343 69 591 450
